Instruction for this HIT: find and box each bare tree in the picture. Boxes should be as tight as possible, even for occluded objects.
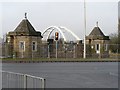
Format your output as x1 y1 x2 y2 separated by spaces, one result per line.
109 33 118 53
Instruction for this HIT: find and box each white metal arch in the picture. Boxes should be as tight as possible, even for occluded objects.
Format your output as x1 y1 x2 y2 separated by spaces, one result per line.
59 26 80 41
42 26 80 42
42 26 67 41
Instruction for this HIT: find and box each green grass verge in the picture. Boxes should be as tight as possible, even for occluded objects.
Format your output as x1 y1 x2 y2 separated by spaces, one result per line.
1 57 119 62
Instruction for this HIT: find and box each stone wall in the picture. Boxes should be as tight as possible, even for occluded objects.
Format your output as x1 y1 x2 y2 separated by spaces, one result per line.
86 39 110 58
7 35 42 58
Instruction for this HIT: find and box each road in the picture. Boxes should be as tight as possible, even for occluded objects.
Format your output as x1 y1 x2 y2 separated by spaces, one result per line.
2 62 118 88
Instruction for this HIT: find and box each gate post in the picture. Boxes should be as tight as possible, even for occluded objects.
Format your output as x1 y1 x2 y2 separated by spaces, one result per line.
41 78 46 89
24 74 27 89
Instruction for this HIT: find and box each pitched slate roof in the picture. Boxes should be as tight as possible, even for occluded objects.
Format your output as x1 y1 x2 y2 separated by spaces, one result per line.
8 18 42 37
14 19 36 33
89 27 105 36
86 26 109 40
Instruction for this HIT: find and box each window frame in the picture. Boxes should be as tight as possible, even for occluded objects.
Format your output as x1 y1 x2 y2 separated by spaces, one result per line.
32 41 37 51
104 44 108 51
96 43 100 54
19 41 25 51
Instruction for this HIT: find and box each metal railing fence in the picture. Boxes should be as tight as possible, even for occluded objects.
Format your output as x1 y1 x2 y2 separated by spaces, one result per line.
1 43 120 59
2 71 45 89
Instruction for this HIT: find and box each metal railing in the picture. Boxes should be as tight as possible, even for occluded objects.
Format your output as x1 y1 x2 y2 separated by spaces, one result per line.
1 43 120 59
2 71 46 89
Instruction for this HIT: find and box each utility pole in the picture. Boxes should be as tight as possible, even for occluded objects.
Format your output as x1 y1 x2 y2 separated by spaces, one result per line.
83 0 86 59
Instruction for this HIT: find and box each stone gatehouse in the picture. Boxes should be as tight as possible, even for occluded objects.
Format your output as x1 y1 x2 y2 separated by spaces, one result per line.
6 15 43 58
86 22 110 58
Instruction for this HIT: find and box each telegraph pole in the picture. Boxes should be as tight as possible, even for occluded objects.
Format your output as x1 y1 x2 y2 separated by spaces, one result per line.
83 0 86 59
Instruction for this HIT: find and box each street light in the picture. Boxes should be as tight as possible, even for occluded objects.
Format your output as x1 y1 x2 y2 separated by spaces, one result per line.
83 0 86 59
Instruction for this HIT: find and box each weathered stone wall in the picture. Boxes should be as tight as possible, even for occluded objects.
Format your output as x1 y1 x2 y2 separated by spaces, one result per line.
9 35 42 58
86 39 110 58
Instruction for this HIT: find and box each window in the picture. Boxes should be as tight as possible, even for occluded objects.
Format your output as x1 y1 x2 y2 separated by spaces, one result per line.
105 44 108 51
96 44 100 54
96 44 99 51
19 41 25 51
32 41 37 51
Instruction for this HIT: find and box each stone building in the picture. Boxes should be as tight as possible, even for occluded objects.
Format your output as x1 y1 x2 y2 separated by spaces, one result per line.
6 14 43 58
86 22 110 58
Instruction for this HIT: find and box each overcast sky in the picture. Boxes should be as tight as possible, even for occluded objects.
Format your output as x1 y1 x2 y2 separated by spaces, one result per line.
0 0 119 40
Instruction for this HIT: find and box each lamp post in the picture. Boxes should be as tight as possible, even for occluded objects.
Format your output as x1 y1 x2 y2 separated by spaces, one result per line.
83 0 86 59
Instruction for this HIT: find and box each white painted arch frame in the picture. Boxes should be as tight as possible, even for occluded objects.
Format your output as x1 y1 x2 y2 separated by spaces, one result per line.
42 26 80 42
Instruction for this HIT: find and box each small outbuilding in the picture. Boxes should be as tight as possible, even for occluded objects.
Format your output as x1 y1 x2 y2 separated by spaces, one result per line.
6 13 43 58
86 22 110 58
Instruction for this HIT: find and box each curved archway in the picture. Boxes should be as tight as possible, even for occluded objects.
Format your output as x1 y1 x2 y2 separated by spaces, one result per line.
59 26 80 41
42 26 67 41
42 26 80 42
